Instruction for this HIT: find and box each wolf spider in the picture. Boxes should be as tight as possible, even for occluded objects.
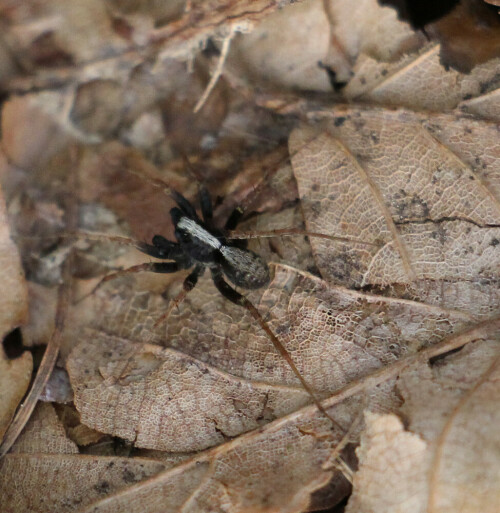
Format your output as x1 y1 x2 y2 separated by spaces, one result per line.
83 183 342 423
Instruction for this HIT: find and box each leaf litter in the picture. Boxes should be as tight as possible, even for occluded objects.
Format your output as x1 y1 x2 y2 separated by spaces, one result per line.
0 0 499 512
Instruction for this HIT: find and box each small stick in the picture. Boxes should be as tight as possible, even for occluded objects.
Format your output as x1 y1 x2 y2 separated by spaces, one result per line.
193 27 236 113
0 258 73 458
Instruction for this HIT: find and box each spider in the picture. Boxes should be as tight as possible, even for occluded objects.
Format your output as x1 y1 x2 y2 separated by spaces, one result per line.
85 184 337 423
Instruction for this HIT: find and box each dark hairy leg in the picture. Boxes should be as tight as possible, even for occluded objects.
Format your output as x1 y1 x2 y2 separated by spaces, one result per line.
171 190 199 220
199 187 213 222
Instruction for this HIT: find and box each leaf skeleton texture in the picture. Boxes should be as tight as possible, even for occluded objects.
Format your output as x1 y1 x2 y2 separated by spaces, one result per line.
0 411 337 513
290 108 500 318
0 1 499 512
9 402 78 455
0 454 167 513
67 264 472 452
2 329 498 513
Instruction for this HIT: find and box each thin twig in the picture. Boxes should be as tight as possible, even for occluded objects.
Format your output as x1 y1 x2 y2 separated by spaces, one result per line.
193 28 236 113
0 147 80 458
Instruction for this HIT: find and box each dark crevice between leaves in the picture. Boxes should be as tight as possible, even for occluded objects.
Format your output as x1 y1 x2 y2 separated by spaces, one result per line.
2 327 25 359
394 216 500 229
429 344 465 365
317 61 349 92
379 0 460 29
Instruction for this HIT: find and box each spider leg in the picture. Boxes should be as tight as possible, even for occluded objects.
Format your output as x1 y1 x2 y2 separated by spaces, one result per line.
226 228 381 248
171 190 199 220
136 236 185 260
151 264 204 331
224 206 244 230
209 268 339 427
76 261 181 303
224 207 248 249
199 187 213 222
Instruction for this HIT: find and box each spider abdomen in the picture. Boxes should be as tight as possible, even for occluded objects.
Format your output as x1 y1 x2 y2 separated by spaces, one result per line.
219 246 270 289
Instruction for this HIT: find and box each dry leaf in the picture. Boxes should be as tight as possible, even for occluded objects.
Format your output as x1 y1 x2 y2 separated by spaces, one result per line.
230 0 424 90
7 322 491 513
347 339 500 513
0 0 499 512
22 282 58 348
63 262 479 452
0 348 32 442
290 109 500 318
51 413 341 513
10 402 78 455
345 45 500 115
348 412 429 513
0 180 30 442
0 454 167 513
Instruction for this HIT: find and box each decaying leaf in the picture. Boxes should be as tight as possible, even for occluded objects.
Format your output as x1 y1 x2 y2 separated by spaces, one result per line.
0 347 32 443
1 399 168 512
9 402 78 455
0 454 168 513
290 109 500 318
230 0 424 90
0 0 499 512
65 263 477 453
347 339 500 513
64 414 341 513
0 180 30 442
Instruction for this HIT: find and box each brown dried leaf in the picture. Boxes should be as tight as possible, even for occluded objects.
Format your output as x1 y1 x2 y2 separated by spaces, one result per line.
1 1 499 511
230 0 423 91
289 108 500 318
347 413 429 513
1 96 72 170
62 413 340 513
0 348 32 442
345 44 500 114
232 0 500 117
22 283 58 348
66 264 473 452
229 0 333 91
10 402 78 455
0 181 30 442
0 453 167 513
347 339 500 513
12 322 491 513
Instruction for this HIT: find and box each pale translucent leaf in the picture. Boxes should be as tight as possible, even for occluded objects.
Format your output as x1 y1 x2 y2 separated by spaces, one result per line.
347 340 500 513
